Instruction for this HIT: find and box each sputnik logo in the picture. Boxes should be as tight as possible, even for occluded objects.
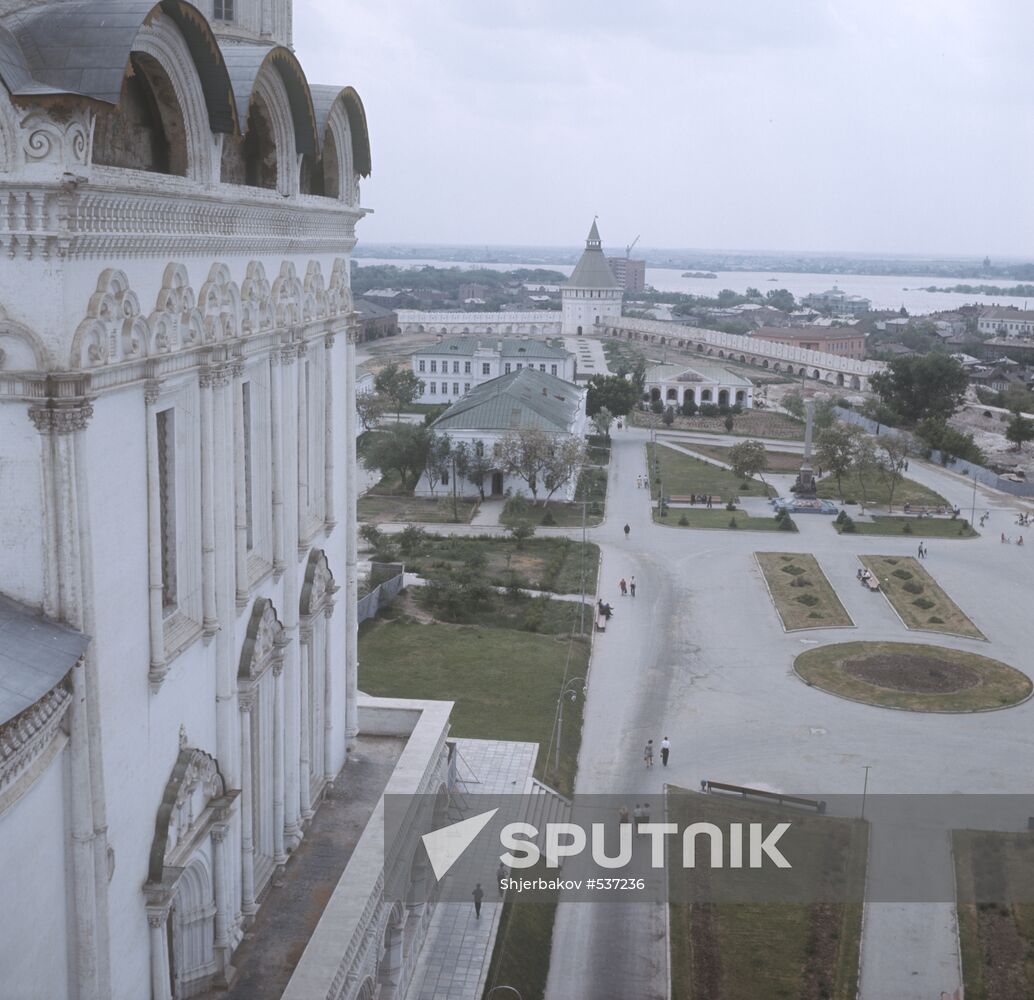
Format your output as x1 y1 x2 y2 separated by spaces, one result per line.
421 808 499 881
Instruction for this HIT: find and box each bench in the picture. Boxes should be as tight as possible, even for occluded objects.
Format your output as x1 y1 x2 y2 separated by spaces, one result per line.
863 576 881 592
701 779 826 814
668 494 721 505
903 504 947 517
595 612 607 632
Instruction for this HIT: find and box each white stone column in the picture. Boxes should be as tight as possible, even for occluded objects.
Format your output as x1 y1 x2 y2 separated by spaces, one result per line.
232 364 249 606
143 385 167 688
270 352 285 575
344 323 360 748
211 819 235 985
322 608 335 787
238 695 257 916
147 910 173 1000
200 368 218 635
298 621 313 821
297 342 309 546
69 657 99 1000
273 655 287 866
323 333 335 532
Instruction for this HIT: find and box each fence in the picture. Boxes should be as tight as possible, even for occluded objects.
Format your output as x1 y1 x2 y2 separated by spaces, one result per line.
357 563 406 624
834 407 1034 499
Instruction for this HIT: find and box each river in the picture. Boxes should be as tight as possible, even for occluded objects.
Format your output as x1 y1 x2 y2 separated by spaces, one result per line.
354 257 1025 315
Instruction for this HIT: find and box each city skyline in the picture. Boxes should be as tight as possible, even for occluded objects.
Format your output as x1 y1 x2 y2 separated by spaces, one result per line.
295 0 1034 258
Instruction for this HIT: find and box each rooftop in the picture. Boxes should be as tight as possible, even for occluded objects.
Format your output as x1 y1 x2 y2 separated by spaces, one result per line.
412 336 570 360
644 363 753 387
0 593 89 727
753 326 863 340
431 369 583 433
565 221 620 291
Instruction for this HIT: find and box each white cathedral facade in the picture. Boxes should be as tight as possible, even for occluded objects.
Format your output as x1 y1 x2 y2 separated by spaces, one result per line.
0 3 451 999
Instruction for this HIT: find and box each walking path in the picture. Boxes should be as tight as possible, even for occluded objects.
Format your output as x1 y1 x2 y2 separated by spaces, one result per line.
405 739 537 1000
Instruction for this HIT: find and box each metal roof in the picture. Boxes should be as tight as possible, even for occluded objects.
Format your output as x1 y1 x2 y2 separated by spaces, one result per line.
645 362 753 387
431 369 583 434
413 336 570 360
566 220 620 291
0 593 88 727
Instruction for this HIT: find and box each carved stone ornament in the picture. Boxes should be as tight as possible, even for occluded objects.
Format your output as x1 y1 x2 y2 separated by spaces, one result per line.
28 400 94 434
272 261 304 328
300 549 338 618
20 110 91 166
72 269 148 369
146 745 226 885
238 598 285 682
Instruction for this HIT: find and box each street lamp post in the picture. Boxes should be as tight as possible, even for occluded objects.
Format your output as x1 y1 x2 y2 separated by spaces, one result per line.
553 676 586 785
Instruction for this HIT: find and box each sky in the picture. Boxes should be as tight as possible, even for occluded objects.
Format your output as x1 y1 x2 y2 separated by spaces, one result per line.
295 1 1034 257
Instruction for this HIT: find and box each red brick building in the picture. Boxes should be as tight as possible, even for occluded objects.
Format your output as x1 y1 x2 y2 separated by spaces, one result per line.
750 326 866 360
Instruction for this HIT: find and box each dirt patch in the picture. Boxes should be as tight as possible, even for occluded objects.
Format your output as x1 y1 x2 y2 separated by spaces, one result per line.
843 652 981 693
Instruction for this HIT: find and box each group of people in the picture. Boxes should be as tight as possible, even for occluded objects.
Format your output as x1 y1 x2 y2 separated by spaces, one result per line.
916 542 929 559
1017 512 1031 527
1001 533 1025 546
856 567 879 590
643 737 671 768
618 576 637 597
635 475 648 489
618 803 654 826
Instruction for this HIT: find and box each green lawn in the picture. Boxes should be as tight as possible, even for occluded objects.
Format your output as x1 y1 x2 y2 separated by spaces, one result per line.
816 472 948 509
835 515 978 539
358 619 588 796
954 830 1034 999
654 508 792 532
859 556 984 639
499 467 608 529
755 552 854 630
668 788 867 1000
632 408 806 440
647 443 775 501
399 536 600 595
357 493 479 524
683 443 804 473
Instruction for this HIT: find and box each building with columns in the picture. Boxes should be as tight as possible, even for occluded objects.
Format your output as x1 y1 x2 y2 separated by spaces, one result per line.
0 3 452 999
644 362 754 410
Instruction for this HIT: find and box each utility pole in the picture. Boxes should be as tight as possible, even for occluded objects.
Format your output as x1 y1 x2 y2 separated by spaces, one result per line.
578 499 588 635
860 765 872 820
553 677 585 785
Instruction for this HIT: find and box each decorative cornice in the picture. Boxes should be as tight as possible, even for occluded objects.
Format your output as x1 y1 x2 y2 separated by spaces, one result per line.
0 678 72 798
28 399 94 434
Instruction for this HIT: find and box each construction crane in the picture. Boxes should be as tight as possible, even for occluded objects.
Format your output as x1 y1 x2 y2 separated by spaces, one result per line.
625 235 640 259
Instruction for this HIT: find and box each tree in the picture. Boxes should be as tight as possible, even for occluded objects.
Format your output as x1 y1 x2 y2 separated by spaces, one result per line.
663 406 675 426
850 434 878 504
814 425 857 498
915 418 984 465
681 396 698 417
422 432 452 496
723 413 734 432
874 436 911 512
455 439 493 500
591 406 614 439
586 374 639 417
374 361 423 419
868 355 968 426
362 424 433 492
765 288 796 312
500 428 554 503
727 440 768 483
1005 410 1034 451
781 391 805 420
812 397 837 430
541 437 587 503
355 391 388 431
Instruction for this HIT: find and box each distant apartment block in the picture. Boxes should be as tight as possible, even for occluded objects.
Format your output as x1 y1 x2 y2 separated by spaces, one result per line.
801 285 871 316
751 325 867 360
410 335 576 404
607 256 647 292
977 307 1034 338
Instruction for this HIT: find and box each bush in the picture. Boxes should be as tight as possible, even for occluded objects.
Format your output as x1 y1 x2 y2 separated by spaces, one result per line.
902 581 924 594
928 616 945 624
728 517 738 529
650 399 664 414
892 569 913 580
902 522 913 534
840 519 856 533
540 510 557 526
781 564 805 576
726 500 737 512
795 593 820 606
740 481 751 490
397 525 427 555
678 515 689 526
778 516 796 531
503 493 530 520
508 523 535 549
912 597 936 610
700 403 720 418
808 611 824 619
359 523 383 547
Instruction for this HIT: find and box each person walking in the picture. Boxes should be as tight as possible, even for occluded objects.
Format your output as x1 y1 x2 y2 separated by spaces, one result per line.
629 575 637 598
472 883 484 918
917 542 924 559
619 578 628 596
644 739 654 767
660 736 670 767
624 523 630 539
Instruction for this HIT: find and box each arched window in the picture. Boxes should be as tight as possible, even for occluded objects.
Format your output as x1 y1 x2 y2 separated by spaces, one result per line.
93 53 188 176
243 94 278 189
321 127 340 198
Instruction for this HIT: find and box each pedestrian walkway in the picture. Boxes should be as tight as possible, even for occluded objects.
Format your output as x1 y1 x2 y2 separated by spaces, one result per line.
470 497 505 526
404 738 538 1000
